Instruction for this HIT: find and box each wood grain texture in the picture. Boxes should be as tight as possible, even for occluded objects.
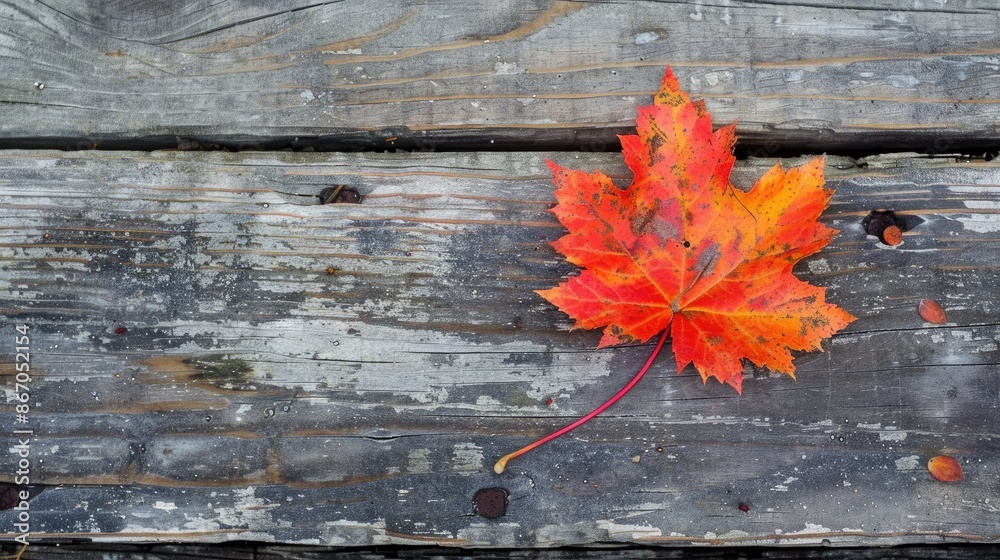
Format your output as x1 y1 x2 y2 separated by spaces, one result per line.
0 150 998 548
4 543 1000 560
3 1 1000 151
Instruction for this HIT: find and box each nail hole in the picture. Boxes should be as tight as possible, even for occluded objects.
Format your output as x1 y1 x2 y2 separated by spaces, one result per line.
473 487 509 519
318 185 363 205
861 209 923 246
0 483 20 510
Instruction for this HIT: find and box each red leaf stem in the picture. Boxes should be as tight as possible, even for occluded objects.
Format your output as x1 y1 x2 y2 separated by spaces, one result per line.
494 329 670 474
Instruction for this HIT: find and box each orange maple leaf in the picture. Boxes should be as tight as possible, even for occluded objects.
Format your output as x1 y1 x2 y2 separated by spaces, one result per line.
495 68 854 474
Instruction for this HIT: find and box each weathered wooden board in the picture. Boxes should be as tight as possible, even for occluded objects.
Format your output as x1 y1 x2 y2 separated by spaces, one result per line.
3 1 1000 152
5 543 1000 560
0 150 998 549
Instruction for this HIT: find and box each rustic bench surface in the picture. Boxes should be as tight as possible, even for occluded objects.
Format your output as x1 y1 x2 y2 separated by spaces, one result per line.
1 0 999 555
0 150 997 549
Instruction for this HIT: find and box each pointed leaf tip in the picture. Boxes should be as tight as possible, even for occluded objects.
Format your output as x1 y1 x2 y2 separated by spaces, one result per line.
655 66 688 107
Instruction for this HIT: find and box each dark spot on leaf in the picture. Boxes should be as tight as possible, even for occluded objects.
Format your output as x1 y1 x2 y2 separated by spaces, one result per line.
630 201 660 236
648 134 665 156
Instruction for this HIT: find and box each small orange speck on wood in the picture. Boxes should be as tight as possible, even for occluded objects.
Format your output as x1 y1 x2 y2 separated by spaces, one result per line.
882 225 902 245
928 455 962 482
918 299 947 324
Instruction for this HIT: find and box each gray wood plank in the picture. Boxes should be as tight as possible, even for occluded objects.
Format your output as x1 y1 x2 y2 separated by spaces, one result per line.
3 1 1000 151
5 542 1000 560
0 150 998 548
